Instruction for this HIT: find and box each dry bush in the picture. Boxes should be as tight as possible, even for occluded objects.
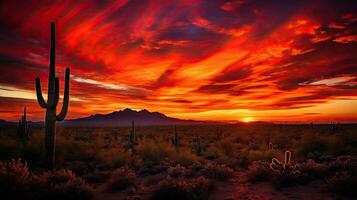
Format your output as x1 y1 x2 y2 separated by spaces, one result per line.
295 133 344 158
37 169 93 200
171 147 199 166
199 163 233 181
137 138 175 165
247 161 274 183
151 176 214 200
299 159 330 180
0 159 92 200
167 164 188 178
97 146 132 168
106 167 136 192
0 159 32 199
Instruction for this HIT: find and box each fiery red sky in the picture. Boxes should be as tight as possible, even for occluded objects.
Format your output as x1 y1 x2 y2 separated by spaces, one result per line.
0 0 356 122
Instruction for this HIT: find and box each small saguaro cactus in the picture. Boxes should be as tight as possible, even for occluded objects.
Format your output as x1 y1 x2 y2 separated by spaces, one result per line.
130 120 137 145
270 150 300 176
268 142 274 150
193 135 203 156
172 126 179 148
17 107 30 144
35 22 70 170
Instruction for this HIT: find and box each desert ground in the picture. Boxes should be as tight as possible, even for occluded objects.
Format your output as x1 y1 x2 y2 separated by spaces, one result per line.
0 123 356 200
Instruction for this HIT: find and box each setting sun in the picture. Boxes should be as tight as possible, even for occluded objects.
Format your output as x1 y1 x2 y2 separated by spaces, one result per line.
241 117 255 123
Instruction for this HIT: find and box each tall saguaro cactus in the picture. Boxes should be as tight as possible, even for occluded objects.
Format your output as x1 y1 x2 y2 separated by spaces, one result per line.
35 22 70 170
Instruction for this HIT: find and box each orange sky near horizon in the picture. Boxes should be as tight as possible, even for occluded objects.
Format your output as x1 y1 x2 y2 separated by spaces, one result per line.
0 0 356 122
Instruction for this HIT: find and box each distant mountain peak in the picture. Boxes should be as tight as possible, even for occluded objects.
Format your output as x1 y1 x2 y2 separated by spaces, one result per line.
64 108 217 126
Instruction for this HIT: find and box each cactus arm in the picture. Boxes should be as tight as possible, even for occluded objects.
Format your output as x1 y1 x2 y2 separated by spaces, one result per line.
53 77 59 107
285 150 291 165
35 77 47 108
56 68 70 121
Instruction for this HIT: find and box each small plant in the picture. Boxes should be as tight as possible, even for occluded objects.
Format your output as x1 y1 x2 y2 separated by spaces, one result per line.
172 126 179 149
130 120 137 146
270 150 301 187
17 107 30 144
270 150 300 176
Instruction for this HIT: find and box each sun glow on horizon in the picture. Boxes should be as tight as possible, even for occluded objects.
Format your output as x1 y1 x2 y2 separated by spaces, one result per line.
241 117 255 123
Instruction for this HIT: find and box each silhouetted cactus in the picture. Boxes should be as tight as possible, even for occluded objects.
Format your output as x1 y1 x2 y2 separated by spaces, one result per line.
35 22 70 170
193 136 203 156
172 126 179 148
17 107 30 144
270 150 300 176
130 120 137 145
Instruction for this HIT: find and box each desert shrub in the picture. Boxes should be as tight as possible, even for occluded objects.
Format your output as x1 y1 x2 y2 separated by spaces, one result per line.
300 159 330 180
151 176 214 200
106 167 136 192
56 139 95 164
137 138 175 165
0 159 32 199
97 147 131 168
296 133 344 158
37 169 93 200
199 163 233 181
247 161 274 183
325 171 357 197
168 164 188 178
328 155 357 172
171 148 199 166
247 149 279 162
0 160 92 200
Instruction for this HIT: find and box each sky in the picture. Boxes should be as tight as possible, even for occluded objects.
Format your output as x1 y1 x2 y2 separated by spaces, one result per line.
0 0 356 122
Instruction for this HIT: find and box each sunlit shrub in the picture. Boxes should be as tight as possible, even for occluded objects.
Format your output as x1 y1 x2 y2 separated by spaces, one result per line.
137 138 175 165
199 163 233 181
171 148 199 166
